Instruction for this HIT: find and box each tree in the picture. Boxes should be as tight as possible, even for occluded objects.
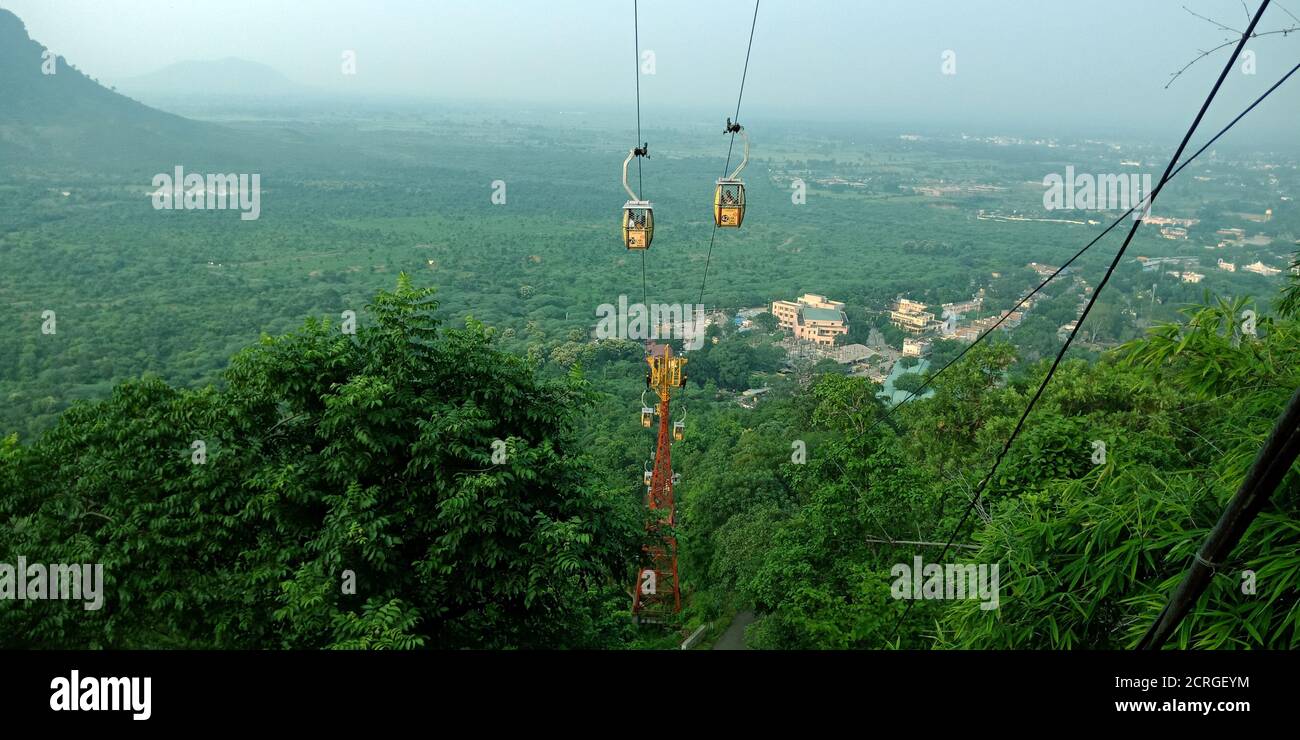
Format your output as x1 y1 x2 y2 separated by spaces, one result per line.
712 340 757 390
892 371 927 395
0 275 640 649
682 291 1300 651
941 297 1300 649
751 312 779 332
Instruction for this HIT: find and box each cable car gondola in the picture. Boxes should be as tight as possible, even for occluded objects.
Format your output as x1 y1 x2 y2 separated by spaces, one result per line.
622 143 654 250
713 119 749 228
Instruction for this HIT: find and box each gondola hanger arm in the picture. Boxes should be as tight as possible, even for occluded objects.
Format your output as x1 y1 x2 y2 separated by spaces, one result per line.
622 143 649 200
726 126 749 181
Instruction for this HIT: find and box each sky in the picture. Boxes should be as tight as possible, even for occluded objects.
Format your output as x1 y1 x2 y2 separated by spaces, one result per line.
4 0 1299 145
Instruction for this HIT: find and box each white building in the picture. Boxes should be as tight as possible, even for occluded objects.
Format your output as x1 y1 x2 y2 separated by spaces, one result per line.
1242 261 1281 277
903 337 932 357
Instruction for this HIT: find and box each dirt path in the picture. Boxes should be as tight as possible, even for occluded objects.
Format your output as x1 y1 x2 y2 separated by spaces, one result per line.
712 611 755 650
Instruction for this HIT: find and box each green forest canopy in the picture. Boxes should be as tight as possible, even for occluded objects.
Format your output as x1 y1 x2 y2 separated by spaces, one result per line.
3 274 1298 649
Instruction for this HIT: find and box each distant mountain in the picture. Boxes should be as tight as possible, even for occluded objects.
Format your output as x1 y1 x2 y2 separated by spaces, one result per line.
115 58 315 104
0 8 242 168
0 9 388 173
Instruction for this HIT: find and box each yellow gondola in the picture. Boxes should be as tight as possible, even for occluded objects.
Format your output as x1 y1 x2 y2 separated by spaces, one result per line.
622 144 653 250
624 204 653 250
713 120 749 228
673 420 684 441
714 181 745 228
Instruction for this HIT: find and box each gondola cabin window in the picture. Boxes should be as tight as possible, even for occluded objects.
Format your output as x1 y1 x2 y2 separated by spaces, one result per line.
714 180 745 228
623 201 654 250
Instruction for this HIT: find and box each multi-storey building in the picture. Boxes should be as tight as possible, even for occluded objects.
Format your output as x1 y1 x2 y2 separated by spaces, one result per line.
772 293 844 329
889 298 934 333
771 293 849 346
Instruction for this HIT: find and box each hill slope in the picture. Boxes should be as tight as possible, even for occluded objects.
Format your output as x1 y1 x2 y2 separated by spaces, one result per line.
0 8 237 168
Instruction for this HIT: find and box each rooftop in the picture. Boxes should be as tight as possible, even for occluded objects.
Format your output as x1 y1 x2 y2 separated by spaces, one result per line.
800 307 845 323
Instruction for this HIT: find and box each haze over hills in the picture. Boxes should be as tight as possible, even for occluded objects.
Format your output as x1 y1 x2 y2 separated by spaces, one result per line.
0 7 221 167
114 57 316 105
0 9 371 172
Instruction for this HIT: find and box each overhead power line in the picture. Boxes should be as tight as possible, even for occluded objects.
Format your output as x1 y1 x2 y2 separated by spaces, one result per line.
885 0 1274 643
830 57 1300 463
817 57 1300 552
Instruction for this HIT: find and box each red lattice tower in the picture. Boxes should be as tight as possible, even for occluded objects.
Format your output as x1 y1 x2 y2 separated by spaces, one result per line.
632 342 684 620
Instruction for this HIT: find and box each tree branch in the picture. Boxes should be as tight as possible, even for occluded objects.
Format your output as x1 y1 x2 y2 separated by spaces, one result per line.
1167 27 1297 88
864 537 981 552
1183 4 1240 33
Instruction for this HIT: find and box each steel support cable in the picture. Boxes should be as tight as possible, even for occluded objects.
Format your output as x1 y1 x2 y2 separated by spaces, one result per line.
826 59 1300 550
884 0 1272 644
826 57 1300 465
633 0 648 308
634 0 644 200
698 0 760 307
809 59 1265 545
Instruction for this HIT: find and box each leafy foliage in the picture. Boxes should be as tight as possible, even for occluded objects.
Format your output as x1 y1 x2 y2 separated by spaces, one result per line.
675 293 1298 650
0 276 639 649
